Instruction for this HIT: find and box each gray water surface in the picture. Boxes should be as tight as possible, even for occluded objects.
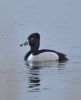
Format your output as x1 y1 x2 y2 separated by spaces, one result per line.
0 0 81 100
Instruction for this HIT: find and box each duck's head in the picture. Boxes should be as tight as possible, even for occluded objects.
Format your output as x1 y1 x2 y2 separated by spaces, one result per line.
20 33 40 51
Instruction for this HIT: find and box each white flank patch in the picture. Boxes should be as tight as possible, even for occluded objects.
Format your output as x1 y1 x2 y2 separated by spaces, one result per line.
27 52 59 62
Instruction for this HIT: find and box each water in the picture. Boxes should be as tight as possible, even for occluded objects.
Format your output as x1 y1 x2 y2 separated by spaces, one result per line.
0 0 81 100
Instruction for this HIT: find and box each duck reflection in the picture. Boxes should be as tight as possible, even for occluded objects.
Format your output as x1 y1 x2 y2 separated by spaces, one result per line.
27 66 41 92
26 60 68 92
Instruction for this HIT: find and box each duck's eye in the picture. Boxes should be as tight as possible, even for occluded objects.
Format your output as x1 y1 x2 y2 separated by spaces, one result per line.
31 37 34 41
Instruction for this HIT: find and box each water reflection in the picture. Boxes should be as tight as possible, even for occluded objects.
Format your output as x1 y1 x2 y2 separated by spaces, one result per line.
27 66 41 92
25 60 68 68
57 61 67 70
26 61 68 92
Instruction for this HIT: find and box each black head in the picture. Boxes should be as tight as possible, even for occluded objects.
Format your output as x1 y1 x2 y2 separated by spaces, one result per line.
28 33 40 51
20 33 40 52
28 33 40 40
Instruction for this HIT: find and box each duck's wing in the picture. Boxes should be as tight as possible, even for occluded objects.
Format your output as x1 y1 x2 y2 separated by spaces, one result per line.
37 49 68 62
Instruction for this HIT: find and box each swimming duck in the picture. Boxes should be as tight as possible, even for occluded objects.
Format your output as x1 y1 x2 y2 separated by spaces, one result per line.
20 33 68 62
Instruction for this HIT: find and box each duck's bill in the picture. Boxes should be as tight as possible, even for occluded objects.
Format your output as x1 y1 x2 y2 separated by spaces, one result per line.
20 40 29 46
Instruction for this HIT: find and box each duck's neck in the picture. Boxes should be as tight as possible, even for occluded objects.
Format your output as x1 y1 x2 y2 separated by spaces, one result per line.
30 41 40 53
31 47 38 52
30 48 39 55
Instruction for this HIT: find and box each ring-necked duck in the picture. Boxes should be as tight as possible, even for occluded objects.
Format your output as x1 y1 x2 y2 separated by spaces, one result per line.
20 33 68 62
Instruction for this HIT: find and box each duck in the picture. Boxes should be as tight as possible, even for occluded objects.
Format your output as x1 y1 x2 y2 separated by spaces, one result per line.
20 33 68 63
